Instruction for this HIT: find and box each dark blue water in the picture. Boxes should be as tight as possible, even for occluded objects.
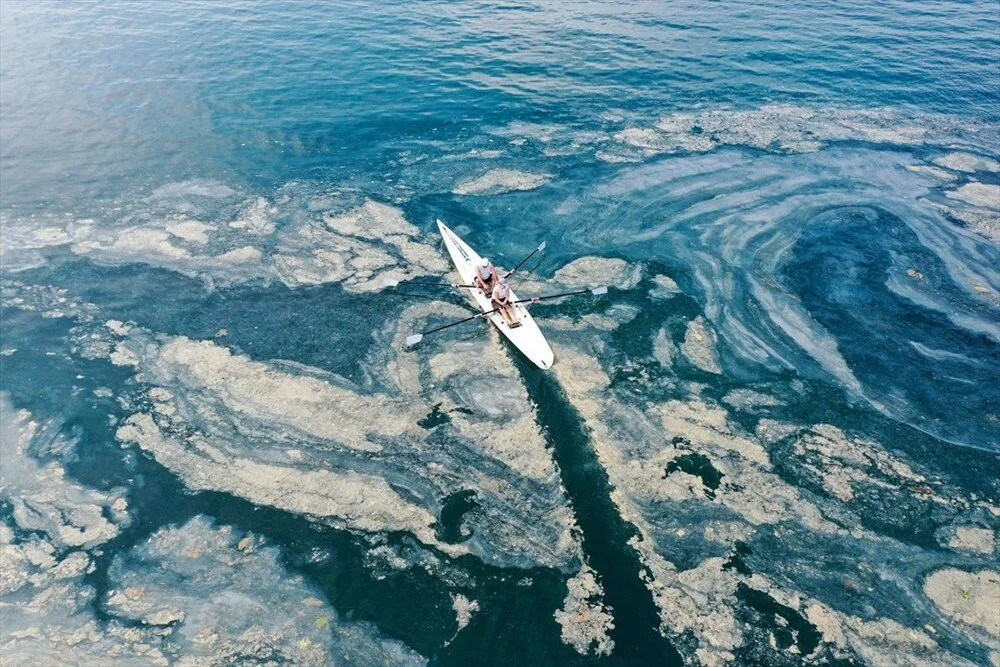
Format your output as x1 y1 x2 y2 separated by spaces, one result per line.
2 2 998 665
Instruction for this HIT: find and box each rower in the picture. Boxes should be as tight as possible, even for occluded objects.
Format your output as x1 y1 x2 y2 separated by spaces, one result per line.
474 257 498 295
491 277 519 327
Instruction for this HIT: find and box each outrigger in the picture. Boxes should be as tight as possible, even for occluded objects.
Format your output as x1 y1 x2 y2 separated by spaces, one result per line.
389 220 607 369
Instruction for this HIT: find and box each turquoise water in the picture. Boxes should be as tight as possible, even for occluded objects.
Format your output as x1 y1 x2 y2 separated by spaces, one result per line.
2 2 998 665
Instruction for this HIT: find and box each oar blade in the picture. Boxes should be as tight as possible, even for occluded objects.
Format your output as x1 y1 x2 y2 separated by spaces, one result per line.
382 277 401 288
538 240 547 251
405 334 423 347
591 285 608 295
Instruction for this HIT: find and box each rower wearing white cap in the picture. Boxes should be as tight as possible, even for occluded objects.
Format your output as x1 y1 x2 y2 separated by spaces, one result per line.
474 256 498 295
491 277 519 326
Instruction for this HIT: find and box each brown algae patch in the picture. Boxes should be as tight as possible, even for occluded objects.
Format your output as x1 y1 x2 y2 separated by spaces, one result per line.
1 402 391 665
274 199 448 292
924 568 1000 639
452 168 551 195
683 316 722 374
108 309 582 570
546 327 997 664
946 526 997 556
1 396 125 549
552 256 642 290
554 564 615 657
116 412 452 553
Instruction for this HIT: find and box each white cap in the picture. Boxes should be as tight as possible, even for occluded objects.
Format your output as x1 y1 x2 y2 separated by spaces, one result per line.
480 257 490 268
498 276 507 285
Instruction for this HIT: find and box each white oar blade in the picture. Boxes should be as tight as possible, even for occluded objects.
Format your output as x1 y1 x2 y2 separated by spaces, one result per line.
382 277 401 288
405 334 423 347
538 241 547 251
591 285 608 295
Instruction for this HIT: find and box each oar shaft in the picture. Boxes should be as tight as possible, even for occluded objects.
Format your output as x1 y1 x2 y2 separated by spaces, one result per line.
408 285 604 346
421 306 500 336
519 288 591 303
504 241 546 278
401 281 478 288
504 251 538 278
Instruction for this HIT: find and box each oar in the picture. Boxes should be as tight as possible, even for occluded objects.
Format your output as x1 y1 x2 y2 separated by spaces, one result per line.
503 240 547 278
405 286 608 347
521 285 608 304
406 306 502 347
383 278 478 289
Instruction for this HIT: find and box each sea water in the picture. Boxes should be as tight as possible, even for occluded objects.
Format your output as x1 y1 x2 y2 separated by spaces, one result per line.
1 1 998 665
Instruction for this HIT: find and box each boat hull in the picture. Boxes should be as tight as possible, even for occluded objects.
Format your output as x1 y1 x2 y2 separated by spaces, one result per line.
437 220 554 369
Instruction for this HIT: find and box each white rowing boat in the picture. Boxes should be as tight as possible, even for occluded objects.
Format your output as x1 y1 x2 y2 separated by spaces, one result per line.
436 220 555 369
